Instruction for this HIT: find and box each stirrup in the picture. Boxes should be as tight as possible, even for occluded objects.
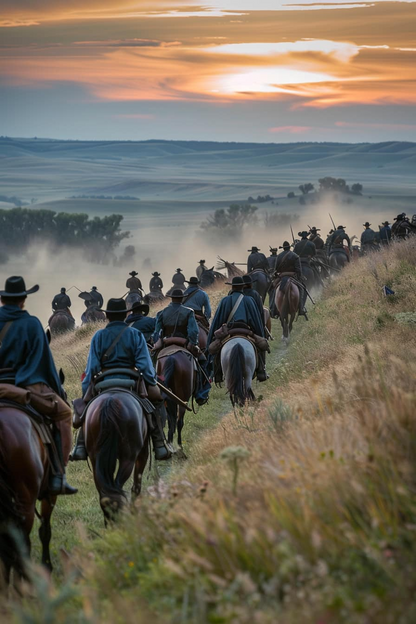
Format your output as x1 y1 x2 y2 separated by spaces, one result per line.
49 473 78 496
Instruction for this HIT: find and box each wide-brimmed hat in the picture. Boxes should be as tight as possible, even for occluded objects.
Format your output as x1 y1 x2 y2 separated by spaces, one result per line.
176 268 183 272
129 270 138 277
167 289 185 298
199 259 206 264
363 222 371 227
100 298 127 315
60 287 66 293
131 301 150 316
248 246 259 253
152 272 161 276
382 221 390 226
225 276 245 287
279 241 291 249
299 231 308 238
92 286 98 290
0 276 39 298
394 213 405 220
185 277 200 285
310 227 320 232
242 275 252 285
270 247 278 253
337 225 346 230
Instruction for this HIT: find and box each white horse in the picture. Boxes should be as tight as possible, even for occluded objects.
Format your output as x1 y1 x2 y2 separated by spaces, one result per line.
221 337 257 406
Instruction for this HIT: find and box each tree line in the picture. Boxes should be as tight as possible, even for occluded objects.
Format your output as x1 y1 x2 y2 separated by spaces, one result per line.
0 207 130 265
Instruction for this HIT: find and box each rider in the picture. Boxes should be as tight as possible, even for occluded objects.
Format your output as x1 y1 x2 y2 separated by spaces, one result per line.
309 227 325 251
52 287 72 313
183 277 212 321
273 242 307 317
71 298 171 462
127 302 156 343
247 246 269 273
328 226 351 257
196 260 208 280
153 289 210 405
360 222 377 253
172 269 186 290
294 231 317 259
392 213 411 239
242 275 264 325
379 221 392 246
0 276 77 495
89 286 104 309
149 272 163 293
267 248 278 272
126 271 142 292
207 276 267 382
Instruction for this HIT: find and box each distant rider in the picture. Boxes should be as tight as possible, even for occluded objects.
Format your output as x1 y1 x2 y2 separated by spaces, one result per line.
360 222 377 254
272 241 307 317
379 221 392 246
127 302 156 343
52 287 72 315
267 248 278 272
172 268 186 290
196 260 208 280
328 226 351 257
149 272 163 293
247 246 269 273
88 286 104 309
242 274 264 325
183 277 212 321
126 271 142 292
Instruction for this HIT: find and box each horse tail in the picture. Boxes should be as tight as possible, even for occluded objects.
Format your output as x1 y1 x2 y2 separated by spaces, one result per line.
228 343 246 405
95 396 125 509
0 447 25 575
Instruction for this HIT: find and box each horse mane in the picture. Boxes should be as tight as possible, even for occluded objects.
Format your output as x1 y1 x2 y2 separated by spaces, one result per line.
95 397 126 510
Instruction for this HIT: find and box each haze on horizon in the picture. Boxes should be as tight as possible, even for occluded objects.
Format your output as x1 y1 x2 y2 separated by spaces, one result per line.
1 0 415 143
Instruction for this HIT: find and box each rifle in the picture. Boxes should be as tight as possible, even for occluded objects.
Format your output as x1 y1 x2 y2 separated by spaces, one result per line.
329 213 336 231
157 381 193 412
290 225 295 245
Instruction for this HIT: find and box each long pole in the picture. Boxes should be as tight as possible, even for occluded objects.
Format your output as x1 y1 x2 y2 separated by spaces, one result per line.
156 381 193 412
329 213 336 231
290 225 295 245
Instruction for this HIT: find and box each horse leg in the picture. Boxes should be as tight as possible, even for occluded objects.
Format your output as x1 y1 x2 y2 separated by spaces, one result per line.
39 496 56 572
132 442 149 500
166 400 177 444
177 407 186 448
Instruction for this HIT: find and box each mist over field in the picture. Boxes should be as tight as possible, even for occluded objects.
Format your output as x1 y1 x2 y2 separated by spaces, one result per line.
1 137 415 323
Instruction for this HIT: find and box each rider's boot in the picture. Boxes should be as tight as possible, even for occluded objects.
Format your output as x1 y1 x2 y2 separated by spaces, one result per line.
69 427 87 461
256 352 269 382
151 402 172 461
49 427 78 495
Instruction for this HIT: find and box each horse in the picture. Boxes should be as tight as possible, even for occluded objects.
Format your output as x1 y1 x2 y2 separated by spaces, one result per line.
84 390 149 522
220 337 257 406
0 405 56 583
216 257 245 279
143 291 165 306
329 249 349 273
199 267 226 290
300 259 321 291
48 310 75 336
275 278 300 342
264 307 272 337
250 269 270 303
125 290 143 310
157 351 195 448
81 305 106 325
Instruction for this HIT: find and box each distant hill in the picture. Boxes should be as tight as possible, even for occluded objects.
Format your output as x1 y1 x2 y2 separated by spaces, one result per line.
1 137 415 203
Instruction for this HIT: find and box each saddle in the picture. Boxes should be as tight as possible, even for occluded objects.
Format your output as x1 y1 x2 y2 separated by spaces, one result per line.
208 324 269 356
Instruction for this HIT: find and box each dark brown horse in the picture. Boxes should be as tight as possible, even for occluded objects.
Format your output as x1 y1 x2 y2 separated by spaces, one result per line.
0 406 56 582
48 310 75 336
157 351 195 448
250 269 270 303
81 305 106 325
275 278 299 342
84 391 149 522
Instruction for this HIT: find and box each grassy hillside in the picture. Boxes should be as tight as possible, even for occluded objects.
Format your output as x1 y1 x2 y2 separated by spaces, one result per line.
4 238 415 623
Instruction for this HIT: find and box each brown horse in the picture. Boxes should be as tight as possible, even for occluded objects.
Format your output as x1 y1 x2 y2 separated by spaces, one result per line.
84 391 149 522
275 278 299 342
49 310 75 336
0 406 56 582
81 305 106 325
157 351 195 448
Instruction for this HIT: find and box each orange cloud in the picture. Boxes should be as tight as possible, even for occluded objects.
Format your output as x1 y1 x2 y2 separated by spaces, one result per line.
269 125 312 133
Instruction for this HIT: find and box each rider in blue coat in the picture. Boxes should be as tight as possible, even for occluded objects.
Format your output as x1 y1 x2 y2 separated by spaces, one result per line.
182 277 212 320
127 302 156 343
72 298 171 462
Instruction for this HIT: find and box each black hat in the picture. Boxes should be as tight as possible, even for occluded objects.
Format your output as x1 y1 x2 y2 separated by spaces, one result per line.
279 241 290 249
167 289 185 298
92 286 97 290
225 276 245 287
131 301 150 316
337 225 346 230
248 246 259 252
199 259 205 264
176 268 182 272
0 276 39 298
270 247 277 253
185 277 200 285
382 221 390 226
101 298 127 315
299 231 308 238
129 270 138 277
61 287 66 293
310 227 320 232
394 213 405 220
363 222 371 227
242 275 252 285
152 272 161 276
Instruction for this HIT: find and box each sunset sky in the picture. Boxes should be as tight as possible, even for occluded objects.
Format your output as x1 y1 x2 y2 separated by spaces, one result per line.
1 0 415 142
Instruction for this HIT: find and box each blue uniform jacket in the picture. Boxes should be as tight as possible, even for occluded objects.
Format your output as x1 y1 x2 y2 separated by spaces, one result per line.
182 286 212 320
153 302 199 345
207 291 264 345
0 304 64 396
82 321 156 394
379 225 392 243
128 314 156 341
